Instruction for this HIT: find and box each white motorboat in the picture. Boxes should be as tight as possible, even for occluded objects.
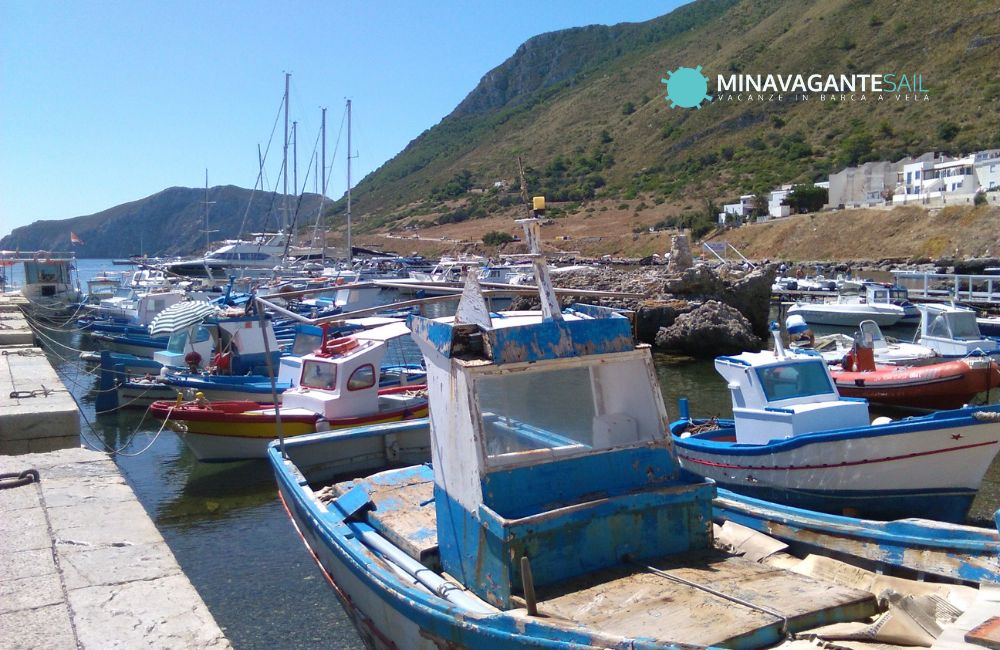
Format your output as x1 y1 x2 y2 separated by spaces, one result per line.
787 282 911 327
16 252 84 321
916 302 1000 358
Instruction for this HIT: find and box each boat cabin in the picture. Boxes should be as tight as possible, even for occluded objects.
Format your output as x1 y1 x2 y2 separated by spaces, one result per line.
716 327 869 444
154 314 281 374
917 303 1000 357
406 221 714 610
85 272 127 303
281 321 416 420
21 254 81 304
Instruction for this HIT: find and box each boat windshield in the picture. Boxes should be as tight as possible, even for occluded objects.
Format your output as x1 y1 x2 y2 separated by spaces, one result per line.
166 326 211 354
475 357 662 466
870 288 890 303
929 312 981 340
291 331 324 356
756 360 834 401
478 365 595 460
301 360 337 389
950 312 979 339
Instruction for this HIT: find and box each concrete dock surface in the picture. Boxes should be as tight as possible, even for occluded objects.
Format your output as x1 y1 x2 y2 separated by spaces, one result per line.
0 300 34 347
0 447 231 649
0 344 80 455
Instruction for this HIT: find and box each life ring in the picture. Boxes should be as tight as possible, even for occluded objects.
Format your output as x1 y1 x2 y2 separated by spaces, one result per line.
323 336 358 357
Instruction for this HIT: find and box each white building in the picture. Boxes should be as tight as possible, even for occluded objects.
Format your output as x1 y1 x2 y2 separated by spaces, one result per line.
893 149 1000 204
975 149 1000 191
828 161 894 208
768 185 793 218
719 194 755 223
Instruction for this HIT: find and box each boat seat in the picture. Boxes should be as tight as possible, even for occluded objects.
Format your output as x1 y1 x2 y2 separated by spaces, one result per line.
333 465 439 567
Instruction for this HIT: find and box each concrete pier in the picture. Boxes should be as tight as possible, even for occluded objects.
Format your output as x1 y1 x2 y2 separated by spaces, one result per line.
0 343 80 455
0 297 34 346
0 447 231 649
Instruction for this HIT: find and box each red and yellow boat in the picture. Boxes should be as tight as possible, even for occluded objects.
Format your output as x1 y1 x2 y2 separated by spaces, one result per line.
151 324 428 461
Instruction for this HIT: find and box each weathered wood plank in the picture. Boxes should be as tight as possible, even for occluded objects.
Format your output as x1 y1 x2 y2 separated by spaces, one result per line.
537 550 877 647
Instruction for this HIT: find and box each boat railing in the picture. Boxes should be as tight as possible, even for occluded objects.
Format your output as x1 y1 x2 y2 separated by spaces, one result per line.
893 270 1000 306
254 281 645 328
2 250 77 262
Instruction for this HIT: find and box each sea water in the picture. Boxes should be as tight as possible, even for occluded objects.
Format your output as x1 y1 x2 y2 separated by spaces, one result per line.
23 259 1000 649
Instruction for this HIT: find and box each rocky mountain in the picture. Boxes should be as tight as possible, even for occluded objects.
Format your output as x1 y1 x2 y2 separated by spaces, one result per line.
1 186 327 258
328 0 1000 239
8 0 999 258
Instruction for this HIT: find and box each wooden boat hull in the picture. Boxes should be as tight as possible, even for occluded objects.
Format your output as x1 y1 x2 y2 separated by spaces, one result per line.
270 431 874 650
713 487 1000 585
831 358 1000 409
92 333 167 357
117 381 290 409
152 385 428 461
671 406 1000 523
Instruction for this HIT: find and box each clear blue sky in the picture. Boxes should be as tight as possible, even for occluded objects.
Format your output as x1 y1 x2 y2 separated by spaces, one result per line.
0 1 689 237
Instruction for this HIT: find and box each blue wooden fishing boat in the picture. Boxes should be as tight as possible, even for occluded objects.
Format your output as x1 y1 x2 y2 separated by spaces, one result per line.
712 487 1000 585
272 213 997 648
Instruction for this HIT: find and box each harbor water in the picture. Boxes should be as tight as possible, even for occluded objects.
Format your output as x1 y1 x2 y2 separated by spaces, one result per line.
18 259 1000 649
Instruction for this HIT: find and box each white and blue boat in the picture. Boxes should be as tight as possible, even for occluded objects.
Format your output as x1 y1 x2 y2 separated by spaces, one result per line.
786 282 917 328
269 215 958 648
916 302 1000 358
671 324 1000 523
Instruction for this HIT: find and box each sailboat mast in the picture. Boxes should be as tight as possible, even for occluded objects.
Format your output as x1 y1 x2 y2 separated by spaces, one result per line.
346 98 352 265
202 169 216 252
282 72 290 233
205 170 210 251
320 107 327 257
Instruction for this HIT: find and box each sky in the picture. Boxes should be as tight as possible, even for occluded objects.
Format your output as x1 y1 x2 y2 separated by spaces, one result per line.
0 1 689 237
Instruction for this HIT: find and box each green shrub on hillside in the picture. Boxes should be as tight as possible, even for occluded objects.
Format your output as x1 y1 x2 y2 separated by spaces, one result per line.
483 231 515 246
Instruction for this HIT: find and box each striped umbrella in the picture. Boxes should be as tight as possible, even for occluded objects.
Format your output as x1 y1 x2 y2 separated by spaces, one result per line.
148 301 218 336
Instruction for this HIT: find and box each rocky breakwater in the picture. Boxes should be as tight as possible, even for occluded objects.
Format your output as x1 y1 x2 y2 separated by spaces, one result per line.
512 238 775 357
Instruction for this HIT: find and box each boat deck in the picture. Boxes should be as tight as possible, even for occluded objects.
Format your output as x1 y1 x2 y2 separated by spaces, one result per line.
329 464 879 648
535 550 875 647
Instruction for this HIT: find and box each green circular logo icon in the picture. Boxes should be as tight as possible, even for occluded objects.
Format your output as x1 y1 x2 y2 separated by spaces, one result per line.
661 65 712 109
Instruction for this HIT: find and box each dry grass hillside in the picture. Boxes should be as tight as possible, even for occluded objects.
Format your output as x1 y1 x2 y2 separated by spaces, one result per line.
355 203 1000 263
712 204 1000 261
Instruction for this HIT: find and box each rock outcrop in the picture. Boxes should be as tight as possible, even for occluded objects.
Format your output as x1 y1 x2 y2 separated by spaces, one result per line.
654 301 761 356
509 261 776 357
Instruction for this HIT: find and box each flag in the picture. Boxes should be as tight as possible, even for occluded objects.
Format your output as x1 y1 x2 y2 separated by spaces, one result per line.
70 232 83 245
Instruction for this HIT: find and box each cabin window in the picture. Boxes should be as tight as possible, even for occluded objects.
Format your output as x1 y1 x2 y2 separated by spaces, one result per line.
757 361 833 401
347 364 375 391
477 365 596 460
301 360 337 389
938 313 981 340
166 326 211 354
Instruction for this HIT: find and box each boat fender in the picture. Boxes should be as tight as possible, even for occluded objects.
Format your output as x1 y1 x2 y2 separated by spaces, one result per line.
315 418 330 432
872 416 893 426
842 351 854 372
